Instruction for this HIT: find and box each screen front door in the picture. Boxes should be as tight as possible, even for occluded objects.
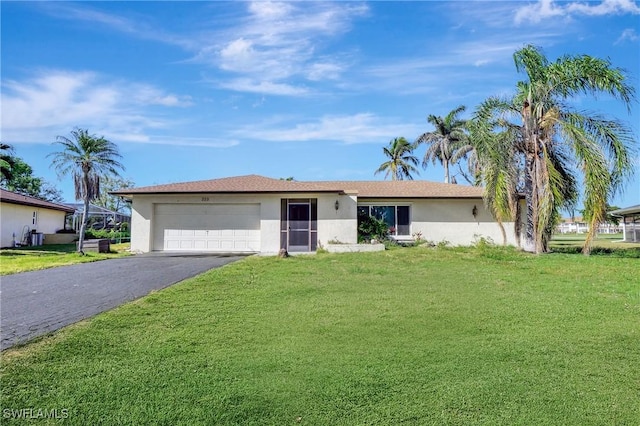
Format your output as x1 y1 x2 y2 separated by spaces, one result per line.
288 202 310 252
280 199 317 252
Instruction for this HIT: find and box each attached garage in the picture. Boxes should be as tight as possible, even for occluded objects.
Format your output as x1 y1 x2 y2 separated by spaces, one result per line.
152 203 260 252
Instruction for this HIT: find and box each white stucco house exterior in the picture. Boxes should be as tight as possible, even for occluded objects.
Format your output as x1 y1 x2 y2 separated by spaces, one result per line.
0 188 75 248
115 175 523 255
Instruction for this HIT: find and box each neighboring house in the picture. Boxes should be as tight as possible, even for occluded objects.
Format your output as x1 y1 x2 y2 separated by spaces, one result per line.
557 216 589 234
610 204 640 243
115 175 523 254
557 216 622 234
0 188 75 248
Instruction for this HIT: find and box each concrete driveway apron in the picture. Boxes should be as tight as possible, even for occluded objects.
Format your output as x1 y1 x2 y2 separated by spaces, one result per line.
0 253 246 350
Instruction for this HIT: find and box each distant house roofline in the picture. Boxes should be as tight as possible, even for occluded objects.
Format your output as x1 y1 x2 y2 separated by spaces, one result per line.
0 188 75 213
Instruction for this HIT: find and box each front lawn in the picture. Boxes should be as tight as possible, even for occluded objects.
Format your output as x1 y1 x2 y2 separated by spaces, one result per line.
1 247 638 424
0 243 131 275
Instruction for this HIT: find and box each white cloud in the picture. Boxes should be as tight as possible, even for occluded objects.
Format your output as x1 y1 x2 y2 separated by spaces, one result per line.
34 2 368 97
0 70 193 144
106 134 240 148
38 2 194 49
131 86 193 107
247 1 293 20
201 1 368 94
473 59 491 67
219 78 310 96
515 0 565 24
515 0 640 24
566 0 640 16
307 62 346 81
615 28 640 44
233 113 422 144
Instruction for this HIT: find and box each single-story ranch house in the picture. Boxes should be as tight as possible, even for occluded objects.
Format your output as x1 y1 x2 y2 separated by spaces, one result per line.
0 188 75 248
115 175 523 254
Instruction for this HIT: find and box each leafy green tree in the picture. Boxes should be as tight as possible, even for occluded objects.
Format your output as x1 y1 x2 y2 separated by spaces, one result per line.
1 156 64 202
416 105 469 184
39 182 65 203
472 45 635 254
375 137 419 181
93 175 134 214
49 128 124 253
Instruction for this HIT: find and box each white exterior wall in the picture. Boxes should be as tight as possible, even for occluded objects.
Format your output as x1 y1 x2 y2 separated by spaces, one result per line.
0 202 67 248
129 193 355 254
129 193 523 253
410 198 521 246
130 197 154 252
316 193 357 247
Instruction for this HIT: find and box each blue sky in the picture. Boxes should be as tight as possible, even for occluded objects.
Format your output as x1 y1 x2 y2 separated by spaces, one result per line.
2 0 639 208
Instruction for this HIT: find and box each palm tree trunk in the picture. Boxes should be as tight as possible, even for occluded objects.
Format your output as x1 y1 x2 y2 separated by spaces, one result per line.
582 208 604 255
523 153 537 253
513 197 522 248
443 161 450 184
77 175 91 253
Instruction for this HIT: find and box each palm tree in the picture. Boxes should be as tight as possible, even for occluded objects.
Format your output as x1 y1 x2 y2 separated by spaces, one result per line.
472 45 635 254
451 142 481 186
375 137 420 181
416 105 468 184
0 143 15 182
49 129 124 253
469 101 526 246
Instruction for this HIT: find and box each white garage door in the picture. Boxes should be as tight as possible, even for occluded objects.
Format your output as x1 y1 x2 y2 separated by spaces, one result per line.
153 204 260 252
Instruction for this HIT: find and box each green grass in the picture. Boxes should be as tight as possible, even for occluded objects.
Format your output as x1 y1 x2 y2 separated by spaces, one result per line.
1 246 639 425
551 233 640 257
0 243 131 275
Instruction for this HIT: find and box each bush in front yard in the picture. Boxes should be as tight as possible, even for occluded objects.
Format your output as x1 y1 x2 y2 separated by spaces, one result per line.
85 229 131 241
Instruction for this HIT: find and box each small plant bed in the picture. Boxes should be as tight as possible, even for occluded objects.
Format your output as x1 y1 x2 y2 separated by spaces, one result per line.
1 246 638 424
0 243 131 275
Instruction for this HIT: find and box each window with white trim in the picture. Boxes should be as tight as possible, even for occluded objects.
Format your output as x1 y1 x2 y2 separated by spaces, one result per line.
358 205 410 236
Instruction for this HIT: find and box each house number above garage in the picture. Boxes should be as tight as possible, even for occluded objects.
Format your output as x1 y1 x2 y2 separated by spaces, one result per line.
201 197 210 202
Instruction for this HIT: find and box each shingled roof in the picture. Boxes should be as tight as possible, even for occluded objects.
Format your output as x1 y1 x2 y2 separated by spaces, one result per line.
114 174 485 199
0 188 75 212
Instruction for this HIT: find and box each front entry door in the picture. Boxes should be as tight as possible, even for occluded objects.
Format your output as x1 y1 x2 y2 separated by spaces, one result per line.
288 202 310 252
281 199 317 252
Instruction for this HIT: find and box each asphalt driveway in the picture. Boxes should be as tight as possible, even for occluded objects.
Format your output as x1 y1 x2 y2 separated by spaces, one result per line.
0 253 246 350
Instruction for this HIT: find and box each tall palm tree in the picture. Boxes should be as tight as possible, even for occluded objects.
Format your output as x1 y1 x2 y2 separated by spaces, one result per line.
451 142 481 186
49 129 124 253
472 45 635 254
0 143 15 182
375 137 420 181
416 105 468 184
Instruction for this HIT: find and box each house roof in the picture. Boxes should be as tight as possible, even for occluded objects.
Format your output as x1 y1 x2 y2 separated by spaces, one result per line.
610 204 640 217
0 188 75 213
113 174 485 199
